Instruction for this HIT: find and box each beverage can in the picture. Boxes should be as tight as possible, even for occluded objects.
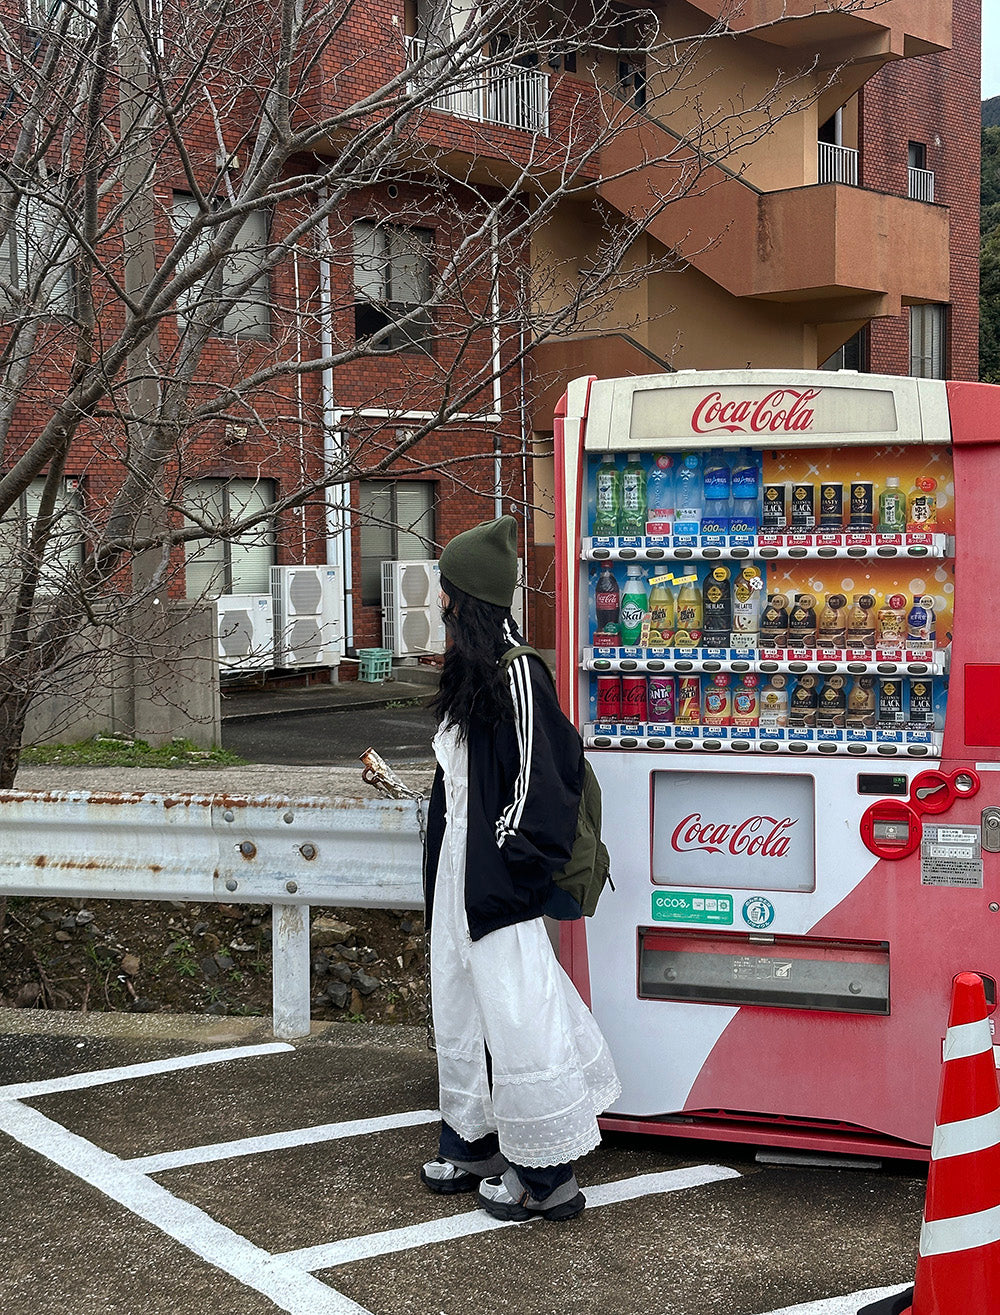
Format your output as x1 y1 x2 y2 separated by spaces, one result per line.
675 676 701 724
762 483 786 530
789 483 815 531
647 674 676 722
909 679 934 727
595 675 622 723
819 483 844 530
849 481 875 530
847 594 877 649
876 593 908 647
620 674 648 723
878 678 905 725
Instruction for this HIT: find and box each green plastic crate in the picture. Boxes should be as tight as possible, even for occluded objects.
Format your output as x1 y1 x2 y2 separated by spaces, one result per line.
358 648 393 682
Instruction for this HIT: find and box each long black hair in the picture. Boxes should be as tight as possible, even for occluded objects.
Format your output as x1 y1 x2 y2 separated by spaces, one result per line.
430 574 517 736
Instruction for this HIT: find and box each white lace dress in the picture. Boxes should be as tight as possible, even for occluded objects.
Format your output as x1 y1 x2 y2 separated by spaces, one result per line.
430 721 621 1168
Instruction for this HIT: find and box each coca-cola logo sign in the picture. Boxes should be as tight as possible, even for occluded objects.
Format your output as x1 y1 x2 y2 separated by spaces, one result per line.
691 388 819 435
671 812 796 857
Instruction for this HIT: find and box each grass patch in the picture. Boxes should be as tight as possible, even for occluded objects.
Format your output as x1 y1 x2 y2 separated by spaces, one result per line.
20 735 247 769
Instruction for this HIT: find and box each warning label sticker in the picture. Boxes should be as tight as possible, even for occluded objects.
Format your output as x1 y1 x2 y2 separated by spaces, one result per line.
920 824 983 887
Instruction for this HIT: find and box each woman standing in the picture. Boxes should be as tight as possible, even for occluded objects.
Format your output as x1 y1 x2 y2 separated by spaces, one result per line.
421 515 620 1222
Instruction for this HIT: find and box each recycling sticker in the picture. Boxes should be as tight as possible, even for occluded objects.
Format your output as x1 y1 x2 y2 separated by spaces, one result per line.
651 891 735 925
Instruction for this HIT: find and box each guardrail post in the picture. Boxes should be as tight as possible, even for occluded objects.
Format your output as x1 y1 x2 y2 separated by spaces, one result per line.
271 902 312 1038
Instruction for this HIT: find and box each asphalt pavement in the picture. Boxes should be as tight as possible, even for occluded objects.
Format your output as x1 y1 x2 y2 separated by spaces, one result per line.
2 663 928 1315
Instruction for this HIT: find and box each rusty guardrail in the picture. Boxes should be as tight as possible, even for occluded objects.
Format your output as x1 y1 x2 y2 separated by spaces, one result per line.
0 788 425 1038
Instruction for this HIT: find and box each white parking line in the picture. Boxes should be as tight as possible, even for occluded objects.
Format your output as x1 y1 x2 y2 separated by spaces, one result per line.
0 1042 294 1102
0 1097 374 1315
279 1164 742 1271
129 1108 441 1174
752 1286 911 1315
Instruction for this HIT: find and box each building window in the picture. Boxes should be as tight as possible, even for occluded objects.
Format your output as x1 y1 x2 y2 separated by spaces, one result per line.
909 304 947 378
0 477 83 592
183 477 275 598
172 193 271 338
617 60 646 109
353 221 434 351
821 329 867 372
358 480 435 607
0 196 74 314
908 142 927 171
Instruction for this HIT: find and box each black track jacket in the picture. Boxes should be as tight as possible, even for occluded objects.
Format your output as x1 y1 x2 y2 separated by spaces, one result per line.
424 650 585 942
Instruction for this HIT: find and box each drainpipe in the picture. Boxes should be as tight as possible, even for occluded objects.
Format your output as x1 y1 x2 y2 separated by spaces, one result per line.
318 201 355 649
490 213 503 519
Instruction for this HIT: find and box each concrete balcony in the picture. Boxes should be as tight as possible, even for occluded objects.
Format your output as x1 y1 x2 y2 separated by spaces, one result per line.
680 0 949 58
599 117 949 320
403 37 549 134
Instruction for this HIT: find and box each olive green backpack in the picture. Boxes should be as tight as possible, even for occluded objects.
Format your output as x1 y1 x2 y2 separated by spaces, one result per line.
500 646 613 920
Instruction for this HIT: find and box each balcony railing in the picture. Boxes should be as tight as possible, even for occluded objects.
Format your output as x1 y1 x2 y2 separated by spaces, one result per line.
908 166 935 203
404 36 549 135
818 141 859 186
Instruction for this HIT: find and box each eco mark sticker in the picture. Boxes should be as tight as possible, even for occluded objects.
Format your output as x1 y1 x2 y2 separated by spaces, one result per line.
652 891 734 925
742 896 776 929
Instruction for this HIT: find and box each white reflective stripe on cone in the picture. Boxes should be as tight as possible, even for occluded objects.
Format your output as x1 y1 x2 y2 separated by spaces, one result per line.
931 1105 1000 1160
920 1202 1000 1256
944 1019 994 1062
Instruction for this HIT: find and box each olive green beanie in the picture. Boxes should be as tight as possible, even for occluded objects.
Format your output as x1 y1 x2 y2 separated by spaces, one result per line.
438 515 518 608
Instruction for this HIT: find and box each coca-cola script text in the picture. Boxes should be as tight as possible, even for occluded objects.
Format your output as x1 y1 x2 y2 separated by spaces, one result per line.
671 813 796 857
691 388 819 435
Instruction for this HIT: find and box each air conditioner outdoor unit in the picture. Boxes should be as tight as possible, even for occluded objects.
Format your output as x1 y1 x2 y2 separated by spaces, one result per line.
271 565 343 668
381 559 446 656
215 594 274 672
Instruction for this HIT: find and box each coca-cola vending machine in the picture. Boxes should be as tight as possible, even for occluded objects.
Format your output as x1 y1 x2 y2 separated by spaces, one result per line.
554 369 1000 1158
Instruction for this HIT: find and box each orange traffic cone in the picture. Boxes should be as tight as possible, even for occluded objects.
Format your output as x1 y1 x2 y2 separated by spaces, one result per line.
860 971 1000 1315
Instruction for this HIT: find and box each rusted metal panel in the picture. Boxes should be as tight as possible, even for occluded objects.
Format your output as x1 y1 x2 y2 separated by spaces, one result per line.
0 790 425 908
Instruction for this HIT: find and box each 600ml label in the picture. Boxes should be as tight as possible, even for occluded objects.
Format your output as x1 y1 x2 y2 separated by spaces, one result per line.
652 891 734 925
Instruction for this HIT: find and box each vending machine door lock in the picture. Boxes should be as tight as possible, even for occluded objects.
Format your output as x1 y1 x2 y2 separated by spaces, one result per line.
982 808 1000 854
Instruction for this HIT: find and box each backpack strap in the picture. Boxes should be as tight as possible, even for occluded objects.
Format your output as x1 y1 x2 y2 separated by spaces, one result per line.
499 644 557 691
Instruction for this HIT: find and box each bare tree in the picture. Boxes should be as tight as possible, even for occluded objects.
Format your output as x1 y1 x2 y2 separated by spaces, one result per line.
0 0 879 784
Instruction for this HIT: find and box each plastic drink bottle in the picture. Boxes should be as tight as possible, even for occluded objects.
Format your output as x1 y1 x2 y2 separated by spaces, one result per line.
846 594 877 649
702 450 731 532
646 578 675 648
878 476 906 532
759 593 789 647
701 566 732 648
647 673 676 722
817 675 847 728
732 674 759 727
619 452 648 535
907 594 936 645
730 449 760 532
674 452 703 534
594 566 620 644
789 674 818 727
647 454 675 533
618 564 648 647
788 593 818 650
876 593 908 648
907 477 937 531
592 454 620 535
731 565 762 646
846 675 876 729
817 594 847 648
759 674 789 728
674 578 703 648
703 674 732 726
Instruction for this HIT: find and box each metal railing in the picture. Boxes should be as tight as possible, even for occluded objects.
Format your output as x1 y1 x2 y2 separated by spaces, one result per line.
0 788 425 1039
818 141 859 186
908 166 935 202
404 36 549 134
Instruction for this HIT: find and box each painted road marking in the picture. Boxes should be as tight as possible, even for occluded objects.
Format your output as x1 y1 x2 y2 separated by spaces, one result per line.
129 1107 441 1173
279 1165 742 1271
753 1286 911 1315
0 1097 374 1315
0 1042 294 1101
